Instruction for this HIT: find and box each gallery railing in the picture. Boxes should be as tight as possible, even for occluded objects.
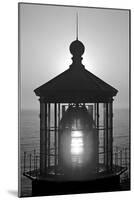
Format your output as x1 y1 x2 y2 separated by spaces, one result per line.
23 146 130 182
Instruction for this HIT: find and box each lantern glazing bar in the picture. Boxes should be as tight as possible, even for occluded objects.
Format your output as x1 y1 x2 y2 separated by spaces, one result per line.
58 103 61 166
108 101 113 170
44 103 48 173
96 103 99 172
54 103 57 174
106 103 109 169
48 103 51 168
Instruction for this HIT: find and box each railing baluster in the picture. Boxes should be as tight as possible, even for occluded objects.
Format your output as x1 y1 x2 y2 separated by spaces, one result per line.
23 145 130 183
36 155 38 177
30 154 32 176
34 149 36 172
120 150 122 167
24 151 26 174
125 147 127 168
115 152 118 166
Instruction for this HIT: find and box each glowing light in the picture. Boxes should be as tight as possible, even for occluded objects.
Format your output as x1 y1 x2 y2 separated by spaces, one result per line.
71 138 83 146
71 131 84 155
71 146 83 155
71 131 82 137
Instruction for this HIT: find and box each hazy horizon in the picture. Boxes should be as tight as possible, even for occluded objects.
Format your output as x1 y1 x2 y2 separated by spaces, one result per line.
19 4 129 110
21 106 129 112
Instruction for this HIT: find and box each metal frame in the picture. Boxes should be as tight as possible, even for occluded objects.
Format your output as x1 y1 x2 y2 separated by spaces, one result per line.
39 99 114 176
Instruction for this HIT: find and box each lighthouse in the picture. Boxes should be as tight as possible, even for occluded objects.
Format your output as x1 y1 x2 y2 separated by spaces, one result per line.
23 15 127 196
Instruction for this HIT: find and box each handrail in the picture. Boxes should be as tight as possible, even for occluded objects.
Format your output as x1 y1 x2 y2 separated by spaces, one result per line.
23 146 130 180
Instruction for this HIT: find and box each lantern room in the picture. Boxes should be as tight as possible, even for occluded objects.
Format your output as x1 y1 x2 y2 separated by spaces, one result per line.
33 38 118 182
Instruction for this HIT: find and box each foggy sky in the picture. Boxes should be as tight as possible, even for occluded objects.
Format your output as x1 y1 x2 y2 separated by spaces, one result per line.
19 3 129 110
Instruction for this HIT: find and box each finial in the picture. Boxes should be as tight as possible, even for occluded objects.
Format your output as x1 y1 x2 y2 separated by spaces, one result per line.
76 12 78 40
69 40 85 67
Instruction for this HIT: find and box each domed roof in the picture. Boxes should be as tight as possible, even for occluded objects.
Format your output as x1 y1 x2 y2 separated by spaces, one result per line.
34 64 118 103
70 39 85 56
34 39 118 102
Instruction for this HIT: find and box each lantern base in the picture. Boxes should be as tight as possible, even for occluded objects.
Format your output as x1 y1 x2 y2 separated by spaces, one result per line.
31 174 128 196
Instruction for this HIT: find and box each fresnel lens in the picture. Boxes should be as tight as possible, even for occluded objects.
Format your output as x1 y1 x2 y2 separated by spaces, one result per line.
59 104 98 180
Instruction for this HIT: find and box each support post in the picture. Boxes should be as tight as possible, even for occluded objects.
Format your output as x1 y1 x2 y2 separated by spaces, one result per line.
96 103 99 172
108 101 113 170
44 103 48 173
54 103 57 174
104 103 108 169
58 103 60 166
103 103 106 165
48 103 50 168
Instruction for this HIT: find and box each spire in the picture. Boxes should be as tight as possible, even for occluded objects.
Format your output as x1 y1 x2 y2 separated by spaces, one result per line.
76 12 78 40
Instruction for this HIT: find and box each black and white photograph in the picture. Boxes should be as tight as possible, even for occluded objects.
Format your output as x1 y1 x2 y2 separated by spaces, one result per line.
19 3 130 197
